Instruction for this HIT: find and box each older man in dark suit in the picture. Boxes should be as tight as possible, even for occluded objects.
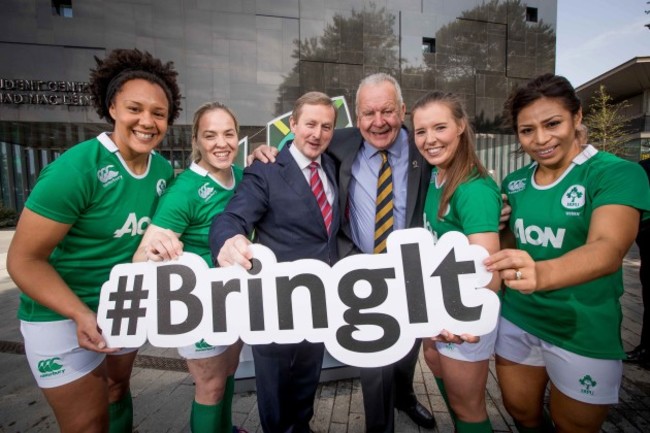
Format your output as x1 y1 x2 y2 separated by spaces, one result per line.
250 73 437 432
326 73 435 433
210 91 339 433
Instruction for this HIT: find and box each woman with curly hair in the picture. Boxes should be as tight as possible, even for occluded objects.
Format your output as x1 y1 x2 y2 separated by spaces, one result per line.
7 48 182 433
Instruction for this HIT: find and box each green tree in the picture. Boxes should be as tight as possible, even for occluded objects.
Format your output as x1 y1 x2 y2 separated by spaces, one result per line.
275 0 555 129
583 85 631 156
275 4 401 117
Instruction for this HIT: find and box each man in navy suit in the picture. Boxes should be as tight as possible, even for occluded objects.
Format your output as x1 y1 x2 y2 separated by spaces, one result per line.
249 74 437 432
209 91 339 433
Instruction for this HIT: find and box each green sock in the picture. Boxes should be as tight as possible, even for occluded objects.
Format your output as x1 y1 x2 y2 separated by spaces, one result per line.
108 392 133 433
457 418 493 433
434 376 457 423
191 400 223 433
514 421 544 433
220 375 235 432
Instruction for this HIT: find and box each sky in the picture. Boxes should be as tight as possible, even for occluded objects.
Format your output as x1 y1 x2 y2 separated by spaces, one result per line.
555 0 650 87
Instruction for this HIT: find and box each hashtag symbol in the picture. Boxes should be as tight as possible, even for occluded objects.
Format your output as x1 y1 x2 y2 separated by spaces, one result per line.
107 274 149 336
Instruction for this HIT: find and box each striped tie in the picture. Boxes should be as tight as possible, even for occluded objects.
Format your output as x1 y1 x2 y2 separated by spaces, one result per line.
374 151 394 253
309 162 332 234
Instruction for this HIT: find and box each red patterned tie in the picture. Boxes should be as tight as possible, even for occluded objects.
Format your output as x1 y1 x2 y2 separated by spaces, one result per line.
309 162 332 234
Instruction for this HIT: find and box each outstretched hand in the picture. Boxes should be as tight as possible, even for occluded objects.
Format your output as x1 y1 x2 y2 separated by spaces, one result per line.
144 228 183 262
75 310 119 353
484 248 537 294
217 234 254 269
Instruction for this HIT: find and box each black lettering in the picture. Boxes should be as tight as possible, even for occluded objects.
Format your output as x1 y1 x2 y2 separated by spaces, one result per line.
401 243 428 323
431 248 482 321
211 279 241 332
276 273 328 330
248 277 265 331
336 268 400 353
156 264 202 335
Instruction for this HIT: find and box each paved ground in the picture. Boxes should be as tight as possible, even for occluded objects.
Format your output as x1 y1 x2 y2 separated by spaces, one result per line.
1 228 649 433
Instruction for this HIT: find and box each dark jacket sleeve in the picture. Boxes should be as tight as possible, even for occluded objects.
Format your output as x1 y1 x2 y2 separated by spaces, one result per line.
327 127 363 164
209 162 269 265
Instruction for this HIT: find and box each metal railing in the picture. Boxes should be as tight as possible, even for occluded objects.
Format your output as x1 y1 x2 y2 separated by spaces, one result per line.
475 133 531 185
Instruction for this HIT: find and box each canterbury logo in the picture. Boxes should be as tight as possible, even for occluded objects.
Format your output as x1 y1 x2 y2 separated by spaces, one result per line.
195 339 213 350
97 165 120 184
507 179 526 193
198 183 215 200
38 357 63 373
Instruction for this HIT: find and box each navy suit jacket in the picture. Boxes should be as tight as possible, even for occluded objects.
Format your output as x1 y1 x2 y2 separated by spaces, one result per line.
210 144 340 266
326 126 430 258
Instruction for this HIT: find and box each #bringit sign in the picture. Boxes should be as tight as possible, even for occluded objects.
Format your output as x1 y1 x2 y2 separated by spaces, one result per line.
97 228 500 368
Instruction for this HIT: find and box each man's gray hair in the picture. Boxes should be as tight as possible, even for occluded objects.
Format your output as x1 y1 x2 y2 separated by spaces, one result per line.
355 73 404 114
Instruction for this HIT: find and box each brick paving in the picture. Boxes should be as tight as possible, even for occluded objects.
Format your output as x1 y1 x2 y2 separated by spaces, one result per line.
0 229 649 432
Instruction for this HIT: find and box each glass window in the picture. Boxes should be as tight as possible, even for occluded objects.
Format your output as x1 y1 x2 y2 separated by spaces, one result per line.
26 148 38 192
525 7 538 23
40 149 51 167
13 145 25 210
422 37 436 54
52 0 73 17
0 143 11 209
172 150 184 170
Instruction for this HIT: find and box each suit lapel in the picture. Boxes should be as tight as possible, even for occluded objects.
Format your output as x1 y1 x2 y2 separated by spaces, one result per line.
278 145 333 236
277 146 313 199
338 140 362 241
405 132 428 228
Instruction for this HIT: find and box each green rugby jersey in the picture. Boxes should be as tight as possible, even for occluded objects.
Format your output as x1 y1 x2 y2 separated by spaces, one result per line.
152 162 243 266
423 167 501 240
502 145 650 359
19 133 173 321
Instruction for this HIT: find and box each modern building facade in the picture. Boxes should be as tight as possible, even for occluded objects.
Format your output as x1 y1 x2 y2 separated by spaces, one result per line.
576 56 650 161
0 0 557 211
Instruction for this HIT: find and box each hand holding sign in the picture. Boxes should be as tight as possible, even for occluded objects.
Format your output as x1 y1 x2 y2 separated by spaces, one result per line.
97 228 500 367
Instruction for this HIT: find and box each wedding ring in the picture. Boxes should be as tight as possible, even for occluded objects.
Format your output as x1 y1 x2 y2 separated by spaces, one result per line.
514 270 522 281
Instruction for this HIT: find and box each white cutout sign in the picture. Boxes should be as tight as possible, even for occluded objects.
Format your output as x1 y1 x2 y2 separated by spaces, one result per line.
97 228 500 368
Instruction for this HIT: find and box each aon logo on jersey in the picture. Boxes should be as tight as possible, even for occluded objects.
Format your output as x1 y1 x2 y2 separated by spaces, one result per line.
114 213 151 238
513 218 565 249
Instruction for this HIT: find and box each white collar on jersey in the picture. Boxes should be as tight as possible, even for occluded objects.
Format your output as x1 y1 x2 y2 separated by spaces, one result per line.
529 144 598 172
572 144 598 165
189 162 236 190
96 132 153 179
